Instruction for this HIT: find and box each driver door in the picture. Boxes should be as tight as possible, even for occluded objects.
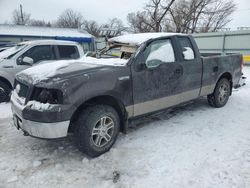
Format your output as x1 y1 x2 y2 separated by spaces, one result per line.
17 45 55 66
9 45 55 81
131 38 184 117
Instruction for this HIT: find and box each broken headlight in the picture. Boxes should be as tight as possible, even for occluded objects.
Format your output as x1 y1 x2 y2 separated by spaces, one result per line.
31 87 63 104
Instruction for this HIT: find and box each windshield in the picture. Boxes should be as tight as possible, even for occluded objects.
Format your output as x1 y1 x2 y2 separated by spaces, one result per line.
100 47 122 58
0 44 27 59
99 44 138 60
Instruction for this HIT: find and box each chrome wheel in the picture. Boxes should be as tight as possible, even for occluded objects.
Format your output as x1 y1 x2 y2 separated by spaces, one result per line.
91 116 115 148
0 87 4 95
218 82 230 104
0 87 7 102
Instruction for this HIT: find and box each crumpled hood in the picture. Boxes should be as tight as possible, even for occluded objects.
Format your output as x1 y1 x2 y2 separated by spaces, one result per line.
16 56 129 86
16 59 109 85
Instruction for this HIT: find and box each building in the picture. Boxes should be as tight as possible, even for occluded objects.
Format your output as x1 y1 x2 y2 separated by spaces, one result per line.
193 30 250 64
0 24 95 52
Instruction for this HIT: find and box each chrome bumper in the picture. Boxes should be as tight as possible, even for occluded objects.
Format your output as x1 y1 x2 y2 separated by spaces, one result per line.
11 94 70 139
12 115 70 139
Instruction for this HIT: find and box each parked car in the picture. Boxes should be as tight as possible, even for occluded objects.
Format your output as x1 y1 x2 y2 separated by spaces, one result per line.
11 33 243 157
0 40 84 102
0 46 11 53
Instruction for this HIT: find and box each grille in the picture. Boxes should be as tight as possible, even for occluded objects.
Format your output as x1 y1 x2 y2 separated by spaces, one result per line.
14 80 29 98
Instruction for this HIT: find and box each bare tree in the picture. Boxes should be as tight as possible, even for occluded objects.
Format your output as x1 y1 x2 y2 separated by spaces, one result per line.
128 0 236 33
81 20 101 37
169 0 236 33
29 19 51 27
105 18 125 36
127 0 176 33
145 0 176 32
168 0 206 33
201 0 236 32
81 18 125 37
56 9 83 28
127 12 153 33
12 9 30 25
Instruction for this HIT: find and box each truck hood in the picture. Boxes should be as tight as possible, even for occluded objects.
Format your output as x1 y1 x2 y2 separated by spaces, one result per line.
0 58 13 66
16 57 128 85
0 58 4 63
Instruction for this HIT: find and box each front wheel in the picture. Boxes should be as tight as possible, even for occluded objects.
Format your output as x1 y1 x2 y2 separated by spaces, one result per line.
74 105 120 157
207 78 231 108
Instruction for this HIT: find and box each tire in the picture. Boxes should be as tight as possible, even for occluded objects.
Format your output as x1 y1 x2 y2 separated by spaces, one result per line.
0 80 11 103
207 96 215 107
207 78 231 108
74 105 120 157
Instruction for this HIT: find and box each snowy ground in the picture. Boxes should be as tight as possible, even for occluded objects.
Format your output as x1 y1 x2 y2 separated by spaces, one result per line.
0 67 250 188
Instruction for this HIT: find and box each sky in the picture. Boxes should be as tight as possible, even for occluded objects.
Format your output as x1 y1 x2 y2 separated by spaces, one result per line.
0 0 250 29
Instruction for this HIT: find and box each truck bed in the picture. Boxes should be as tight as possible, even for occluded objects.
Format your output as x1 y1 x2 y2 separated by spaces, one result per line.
199 54 242 96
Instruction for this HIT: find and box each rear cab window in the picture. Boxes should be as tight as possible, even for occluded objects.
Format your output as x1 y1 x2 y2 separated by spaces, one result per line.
178 37 195 61
57 45 80 59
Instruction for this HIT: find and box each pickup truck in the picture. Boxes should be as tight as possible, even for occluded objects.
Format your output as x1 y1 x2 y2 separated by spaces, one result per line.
0 40 84 102
10 33 243 157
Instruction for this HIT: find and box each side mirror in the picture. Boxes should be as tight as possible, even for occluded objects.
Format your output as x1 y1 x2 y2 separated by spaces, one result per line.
135 63 147 71
22 56 34 65
145 59 162 69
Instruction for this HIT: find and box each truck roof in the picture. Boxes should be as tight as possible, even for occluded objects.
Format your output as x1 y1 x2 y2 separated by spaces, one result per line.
109 32 187 46
19 40 79 46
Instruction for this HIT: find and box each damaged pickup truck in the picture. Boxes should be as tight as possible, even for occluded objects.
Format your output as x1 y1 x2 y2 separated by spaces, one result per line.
11 33 243 157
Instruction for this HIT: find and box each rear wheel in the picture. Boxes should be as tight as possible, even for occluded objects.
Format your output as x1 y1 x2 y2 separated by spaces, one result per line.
74 105 120 157
207 78 231 108
0 80 11 103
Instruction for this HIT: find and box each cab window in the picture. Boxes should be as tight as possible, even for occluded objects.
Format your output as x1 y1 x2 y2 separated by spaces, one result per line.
143 39 175 68
57 45 80 59
178 37 195 61
21 45 54 63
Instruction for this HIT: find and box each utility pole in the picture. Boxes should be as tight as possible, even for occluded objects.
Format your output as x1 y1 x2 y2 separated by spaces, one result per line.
20 4 24 25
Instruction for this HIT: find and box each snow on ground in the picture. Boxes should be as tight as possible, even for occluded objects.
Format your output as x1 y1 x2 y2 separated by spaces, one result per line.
0 103 11 119
0 67 250 188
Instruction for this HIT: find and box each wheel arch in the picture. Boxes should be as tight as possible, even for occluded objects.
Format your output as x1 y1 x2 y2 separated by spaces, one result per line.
69 95 128 134
0 76 12 89
216 72 233 95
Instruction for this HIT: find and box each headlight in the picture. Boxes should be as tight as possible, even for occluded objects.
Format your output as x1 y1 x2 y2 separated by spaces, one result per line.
31 87 63 104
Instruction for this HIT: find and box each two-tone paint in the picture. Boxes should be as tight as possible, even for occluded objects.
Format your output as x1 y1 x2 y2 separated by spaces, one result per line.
11 34 243 139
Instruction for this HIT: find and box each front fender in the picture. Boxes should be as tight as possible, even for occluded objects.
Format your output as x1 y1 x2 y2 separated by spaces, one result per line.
0 70 14 87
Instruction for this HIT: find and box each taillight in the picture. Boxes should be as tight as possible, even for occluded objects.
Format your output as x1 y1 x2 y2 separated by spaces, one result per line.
241 56 244 72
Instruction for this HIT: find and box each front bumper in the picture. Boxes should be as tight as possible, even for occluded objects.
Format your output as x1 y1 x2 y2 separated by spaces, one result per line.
11 93 70 139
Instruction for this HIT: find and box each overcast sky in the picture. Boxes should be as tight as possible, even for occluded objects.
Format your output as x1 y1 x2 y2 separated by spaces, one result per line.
0 0 250 29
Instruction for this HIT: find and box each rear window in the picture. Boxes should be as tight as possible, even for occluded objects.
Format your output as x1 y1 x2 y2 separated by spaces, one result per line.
57 45 80 59
178 37 195 61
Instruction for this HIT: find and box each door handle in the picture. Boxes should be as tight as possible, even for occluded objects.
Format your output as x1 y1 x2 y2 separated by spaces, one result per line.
175 69 182 74
213 66 219 72
2 65 14 68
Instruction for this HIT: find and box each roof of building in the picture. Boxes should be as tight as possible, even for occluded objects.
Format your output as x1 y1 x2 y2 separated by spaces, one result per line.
0 24 93 42
109 32 187 45
19 39 79 45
